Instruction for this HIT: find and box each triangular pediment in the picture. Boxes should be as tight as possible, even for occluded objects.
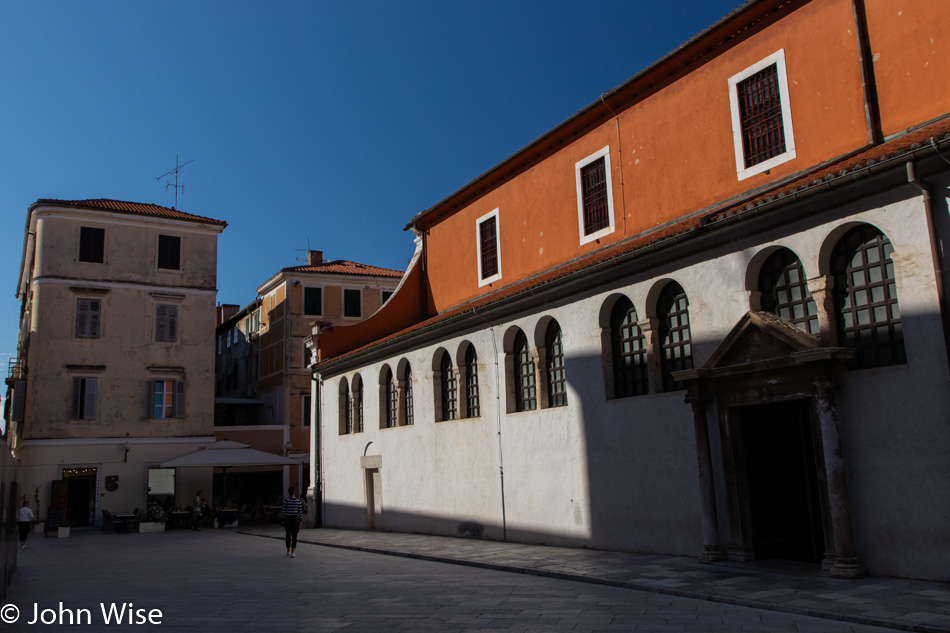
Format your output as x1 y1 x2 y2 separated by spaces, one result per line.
704 312 820 370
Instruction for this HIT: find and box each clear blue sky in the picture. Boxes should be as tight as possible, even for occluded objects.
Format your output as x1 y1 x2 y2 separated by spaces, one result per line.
0 0 742 396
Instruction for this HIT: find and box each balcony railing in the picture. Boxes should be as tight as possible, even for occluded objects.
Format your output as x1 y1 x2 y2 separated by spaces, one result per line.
7 358 26 381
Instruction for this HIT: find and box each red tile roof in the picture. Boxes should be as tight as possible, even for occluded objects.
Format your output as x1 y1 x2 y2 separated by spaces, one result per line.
283 260 404 278
32 198 227 226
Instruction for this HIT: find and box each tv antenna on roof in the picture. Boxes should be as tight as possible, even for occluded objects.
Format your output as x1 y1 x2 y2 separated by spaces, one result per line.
155 155 194 208
294 238 313 264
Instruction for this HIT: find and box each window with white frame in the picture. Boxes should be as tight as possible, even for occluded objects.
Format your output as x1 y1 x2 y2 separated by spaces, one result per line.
476 209 502 287
75 298 101 339
575 147 615 245
728 49 796 180
152 379 185 419
71 377 98 420
155 304 179 342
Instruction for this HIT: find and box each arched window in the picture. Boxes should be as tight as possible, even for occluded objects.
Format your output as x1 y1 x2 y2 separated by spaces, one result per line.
352 375 364 433
514 330 537 411
545 320 568 407
383 367 397 428
609 297 649 398
832 225 905 368
759 248 819 334
403 365 414 425
440 352 458 421
339 378 351 435
465 345 480 418
658 282 693 392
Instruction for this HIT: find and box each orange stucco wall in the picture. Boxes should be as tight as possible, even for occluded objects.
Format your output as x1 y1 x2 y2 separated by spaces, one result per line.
423 0 872 314
864 0 950 137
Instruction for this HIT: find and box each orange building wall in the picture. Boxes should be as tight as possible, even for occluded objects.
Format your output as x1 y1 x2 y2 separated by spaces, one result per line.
424 0 869 314
864 0 950 137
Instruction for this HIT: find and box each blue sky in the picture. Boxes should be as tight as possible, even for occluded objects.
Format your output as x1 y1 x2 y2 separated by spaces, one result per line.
0 0 742 399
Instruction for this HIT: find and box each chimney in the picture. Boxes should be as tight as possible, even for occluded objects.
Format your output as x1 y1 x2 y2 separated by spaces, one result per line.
308 250 323 266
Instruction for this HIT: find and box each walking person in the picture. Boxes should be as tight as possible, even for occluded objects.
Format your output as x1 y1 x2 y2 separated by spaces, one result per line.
191 489 204 531
18 499 34 548
281 487 303 558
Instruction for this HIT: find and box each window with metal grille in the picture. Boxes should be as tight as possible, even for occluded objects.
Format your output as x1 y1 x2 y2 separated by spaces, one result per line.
152 379 185 419
610 297 649 398
339 379 351 434
76 298 101 339
403 365 414 425
545 320 568 407
353 377 363 432
155 304 179 342
658 282 693 392
440 353 458 421
157 234 181 270
759 248 819 334
580 157 609 236
385 369 398 428
737 64 786 168
79 226 104 263
514 330 537 412
465 345 480 418
479 216 498 280
832 225 905 369
72 377 98 420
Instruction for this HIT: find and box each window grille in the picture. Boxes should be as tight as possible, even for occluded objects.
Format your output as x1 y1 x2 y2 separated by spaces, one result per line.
465 345 480 418
658 282 693 391
832 226 905 368
404 365 414 425
545 321 567 407
354 380 363 432
440 353 458 421
514 331 537 411
759 249 819 334
610 298 649 397
386 370 398 428
580 157 609 235
340 381 351 434
479 217 498 280
737 64 786 168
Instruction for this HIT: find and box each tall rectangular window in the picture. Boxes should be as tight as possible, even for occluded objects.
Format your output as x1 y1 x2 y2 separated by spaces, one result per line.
344 289 361 317
157 235 181 270
72 377 98 420
155 304 179 342
75 298 101 339
476 209 501 286
303 395 312 427
729 49 796 180
79 227 105 263
575 147 615 245
304 287 322 315
153 379 185 419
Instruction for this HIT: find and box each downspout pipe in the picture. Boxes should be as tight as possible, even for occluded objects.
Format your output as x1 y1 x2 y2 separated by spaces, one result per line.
906 159 950 377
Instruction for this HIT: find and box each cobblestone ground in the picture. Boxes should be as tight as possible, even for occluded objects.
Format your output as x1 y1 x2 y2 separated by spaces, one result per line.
3 530 906 632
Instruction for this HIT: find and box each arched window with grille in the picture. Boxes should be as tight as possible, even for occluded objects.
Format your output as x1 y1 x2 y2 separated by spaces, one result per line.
759 248 819 334
609 297 649 398
657 282 693 392
831 225 905 368
513 330 537 411
352 374 364 433
338 378 351 435
381 366 397 428
403 364 414 425
440 352 458 421
545 320 568 407
464 344 480 418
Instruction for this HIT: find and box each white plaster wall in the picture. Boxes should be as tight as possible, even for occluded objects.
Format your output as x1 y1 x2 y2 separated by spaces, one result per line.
319 185 950 578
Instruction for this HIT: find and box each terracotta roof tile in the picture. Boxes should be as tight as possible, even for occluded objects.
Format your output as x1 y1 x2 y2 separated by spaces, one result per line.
32 198 227 226
283 260 404 278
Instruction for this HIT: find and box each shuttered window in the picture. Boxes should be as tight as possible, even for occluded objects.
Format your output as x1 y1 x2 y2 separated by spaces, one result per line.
76 298 101 339
156 304 179 342
72 377 98 420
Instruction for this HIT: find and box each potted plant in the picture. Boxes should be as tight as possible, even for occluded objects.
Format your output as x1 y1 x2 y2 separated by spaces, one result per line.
139 505 166 532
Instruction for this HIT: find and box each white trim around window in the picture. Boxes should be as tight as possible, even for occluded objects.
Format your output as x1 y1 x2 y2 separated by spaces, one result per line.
728 49 796 181
476 208 502 287
575 146 616 246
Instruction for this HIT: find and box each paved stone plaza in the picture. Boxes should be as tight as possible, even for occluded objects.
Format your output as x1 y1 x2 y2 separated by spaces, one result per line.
1 528 944 632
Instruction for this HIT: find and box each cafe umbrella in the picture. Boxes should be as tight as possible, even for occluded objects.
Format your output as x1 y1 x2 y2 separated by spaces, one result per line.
160 440 300 509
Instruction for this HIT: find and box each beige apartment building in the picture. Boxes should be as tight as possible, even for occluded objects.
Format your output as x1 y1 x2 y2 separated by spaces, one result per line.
5 198 226 529
214 250 402 513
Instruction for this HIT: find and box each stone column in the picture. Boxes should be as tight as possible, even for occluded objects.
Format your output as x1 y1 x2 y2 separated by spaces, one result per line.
641 317 660 394
685 389 724 561
813 377 866 578
808 275 837 346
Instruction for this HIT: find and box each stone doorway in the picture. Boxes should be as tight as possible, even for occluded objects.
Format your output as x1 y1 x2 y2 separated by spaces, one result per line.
735 400 824 564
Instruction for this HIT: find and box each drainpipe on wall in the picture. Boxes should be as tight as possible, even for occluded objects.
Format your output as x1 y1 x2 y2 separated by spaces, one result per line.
475 310 507 543
906 158 950 377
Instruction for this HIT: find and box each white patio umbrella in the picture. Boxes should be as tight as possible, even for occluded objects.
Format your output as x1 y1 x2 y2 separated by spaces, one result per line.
161 440 300 507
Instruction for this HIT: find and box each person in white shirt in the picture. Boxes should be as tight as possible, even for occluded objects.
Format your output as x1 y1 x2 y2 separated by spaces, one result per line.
18 500 34 548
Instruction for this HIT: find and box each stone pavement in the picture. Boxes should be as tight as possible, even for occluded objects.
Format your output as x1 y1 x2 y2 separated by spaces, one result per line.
0 527 927 633
242 527 950 633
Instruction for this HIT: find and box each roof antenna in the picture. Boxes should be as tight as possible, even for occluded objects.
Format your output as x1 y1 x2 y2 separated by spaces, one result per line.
155 155 194 208
294 238 313 264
